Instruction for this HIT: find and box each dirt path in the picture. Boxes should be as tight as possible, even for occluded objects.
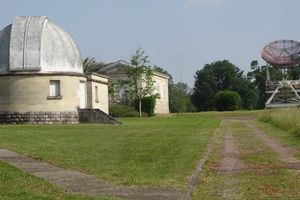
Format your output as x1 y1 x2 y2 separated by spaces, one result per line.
248 124 300 170
218 129 245 172
192 117 300 199
215 121 245 200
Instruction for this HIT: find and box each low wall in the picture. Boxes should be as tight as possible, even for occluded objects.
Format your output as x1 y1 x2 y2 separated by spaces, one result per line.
0 111 78 124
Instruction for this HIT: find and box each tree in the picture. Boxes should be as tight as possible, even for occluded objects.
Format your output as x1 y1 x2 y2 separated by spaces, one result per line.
169 82 195 112
83 57 105 74
192 66 216 111
192 60 258 111
287 64 300 80
122 48 156 117
247 61 283 108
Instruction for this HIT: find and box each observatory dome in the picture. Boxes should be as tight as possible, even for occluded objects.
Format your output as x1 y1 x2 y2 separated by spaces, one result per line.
0 16 83 74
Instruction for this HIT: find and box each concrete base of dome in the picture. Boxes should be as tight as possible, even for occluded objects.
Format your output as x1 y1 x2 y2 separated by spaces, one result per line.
0 111 79 124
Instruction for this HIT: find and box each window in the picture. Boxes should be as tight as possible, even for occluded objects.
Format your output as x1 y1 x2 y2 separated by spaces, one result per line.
48 80 61 99
95 86 99 103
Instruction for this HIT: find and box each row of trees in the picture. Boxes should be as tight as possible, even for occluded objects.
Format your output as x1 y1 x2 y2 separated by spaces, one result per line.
191 60 258 111
152 66 196 113
86 48 300 113
82 49 197 114
122 49 196 115
192 59 300 111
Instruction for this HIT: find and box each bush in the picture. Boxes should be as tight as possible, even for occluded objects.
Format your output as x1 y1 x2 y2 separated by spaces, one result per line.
136 96 156 116
109 104 140 117
214 90 241 111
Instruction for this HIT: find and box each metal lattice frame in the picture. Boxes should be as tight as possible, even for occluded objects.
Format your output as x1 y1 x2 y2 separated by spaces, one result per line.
265 80 300 108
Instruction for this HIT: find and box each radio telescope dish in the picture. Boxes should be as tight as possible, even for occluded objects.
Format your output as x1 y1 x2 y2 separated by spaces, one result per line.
261 40 300 67
262 40 300 108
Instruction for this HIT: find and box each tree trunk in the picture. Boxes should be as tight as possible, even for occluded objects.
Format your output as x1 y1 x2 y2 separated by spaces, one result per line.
139 99 142 117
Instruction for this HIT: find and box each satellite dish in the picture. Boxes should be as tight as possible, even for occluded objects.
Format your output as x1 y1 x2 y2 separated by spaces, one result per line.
262 40 300 108
261 40 300 67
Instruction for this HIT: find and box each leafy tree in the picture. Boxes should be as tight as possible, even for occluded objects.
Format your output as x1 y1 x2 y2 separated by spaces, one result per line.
214 90 241 111
287 64 300 80
83 57 105 74
122 48 156 117
247 61 283 108
192 60 258 111
169 82 196 112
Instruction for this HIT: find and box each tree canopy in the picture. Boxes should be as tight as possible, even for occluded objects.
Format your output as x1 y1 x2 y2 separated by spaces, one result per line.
121 48 156 117
169 82 195 112
247 61 284 108
192 60 258 111
83 57 105 74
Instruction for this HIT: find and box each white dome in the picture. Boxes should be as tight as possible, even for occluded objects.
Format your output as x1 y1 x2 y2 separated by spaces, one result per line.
0 16 83 74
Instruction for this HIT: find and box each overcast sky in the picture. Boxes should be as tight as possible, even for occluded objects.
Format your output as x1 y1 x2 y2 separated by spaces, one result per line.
1 0 299 86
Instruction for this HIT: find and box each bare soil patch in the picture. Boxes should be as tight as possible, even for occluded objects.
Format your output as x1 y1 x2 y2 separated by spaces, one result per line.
218 130 245 173
249 124 300 169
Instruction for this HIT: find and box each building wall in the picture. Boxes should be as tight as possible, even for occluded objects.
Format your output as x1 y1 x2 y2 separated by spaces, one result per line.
86 74 109 114
0 74 86 112
153 74 169 114
104 68 170 114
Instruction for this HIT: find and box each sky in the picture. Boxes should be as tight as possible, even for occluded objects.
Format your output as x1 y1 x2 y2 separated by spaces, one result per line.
1 0 299 87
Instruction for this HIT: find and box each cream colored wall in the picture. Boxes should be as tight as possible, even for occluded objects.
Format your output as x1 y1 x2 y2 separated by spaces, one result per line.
105 69 170 114
86 75 109 114
0 74 86 112
153 75 169 114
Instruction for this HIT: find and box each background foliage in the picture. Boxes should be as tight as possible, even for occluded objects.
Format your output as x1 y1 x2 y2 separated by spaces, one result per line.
214 90 241 111
191 60 258 111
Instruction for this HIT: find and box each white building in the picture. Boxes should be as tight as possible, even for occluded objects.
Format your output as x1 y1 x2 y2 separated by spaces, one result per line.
98 61 170 114
0 16 109 124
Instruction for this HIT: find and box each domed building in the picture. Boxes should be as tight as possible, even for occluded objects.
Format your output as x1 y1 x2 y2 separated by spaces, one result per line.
0 16 109 124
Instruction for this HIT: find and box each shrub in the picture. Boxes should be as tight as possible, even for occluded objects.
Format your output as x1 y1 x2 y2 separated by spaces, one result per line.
109 104 140 117
214 90 241 111
136 96 157 116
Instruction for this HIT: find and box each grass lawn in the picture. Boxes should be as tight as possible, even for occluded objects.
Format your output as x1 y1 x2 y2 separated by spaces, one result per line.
193 117 300 200
255 122 300 161
0 161 117 200
0 113 220 189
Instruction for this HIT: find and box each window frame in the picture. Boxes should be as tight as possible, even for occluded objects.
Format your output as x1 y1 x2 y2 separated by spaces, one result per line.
47 80 62 100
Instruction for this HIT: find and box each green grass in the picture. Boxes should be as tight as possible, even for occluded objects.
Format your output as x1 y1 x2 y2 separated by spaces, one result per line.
0 161 115 200
259 107 300 136
0 113 220 188
230 121 278 167
258 108 300 159
193 117 300 200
